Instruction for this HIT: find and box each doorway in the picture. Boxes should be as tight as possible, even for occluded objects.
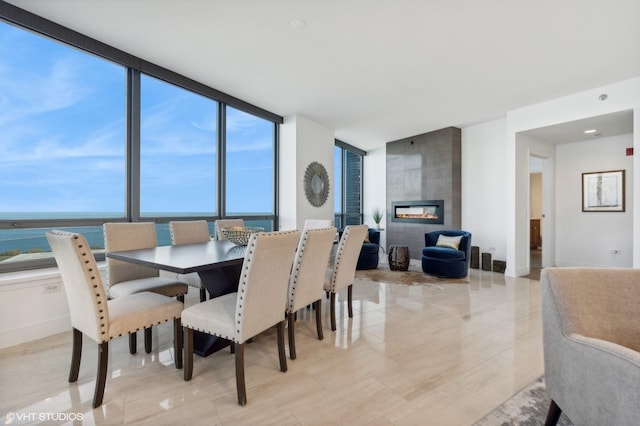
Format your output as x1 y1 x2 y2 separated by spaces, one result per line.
527 156 544 280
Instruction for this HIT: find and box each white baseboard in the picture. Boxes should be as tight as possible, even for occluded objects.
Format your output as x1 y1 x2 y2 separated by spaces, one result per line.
0 315 70 350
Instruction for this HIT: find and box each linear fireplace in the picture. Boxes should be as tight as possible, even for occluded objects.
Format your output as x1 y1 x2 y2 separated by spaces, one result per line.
391 200 444 224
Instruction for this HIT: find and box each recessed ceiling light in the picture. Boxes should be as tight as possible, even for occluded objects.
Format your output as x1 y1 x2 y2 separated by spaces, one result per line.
584 129 597 134
290 18 307 30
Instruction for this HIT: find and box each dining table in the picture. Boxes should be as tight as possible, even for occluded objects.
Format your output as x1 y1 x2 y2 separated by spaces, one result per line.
106 239 246 356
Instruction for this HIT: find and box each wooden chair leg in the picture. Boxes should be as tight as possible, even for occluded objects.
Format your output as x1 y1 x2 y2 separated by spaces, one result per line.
347 284 353 318
277 320 288 372
69 328 82 382
93 341 109 408
287 312 296 360
129 332 137 354
544 399 563 426
235 342 247 406
330 292 337 331
144 327 152 353
230 342 235 354
183 327 193 381
174 318 182 369
314 300 324 340
199 287 207 303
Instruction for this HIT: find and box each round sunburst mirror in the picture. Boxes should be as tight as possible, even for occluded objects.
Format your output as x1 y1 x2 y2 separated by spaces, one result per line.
304 161 330 207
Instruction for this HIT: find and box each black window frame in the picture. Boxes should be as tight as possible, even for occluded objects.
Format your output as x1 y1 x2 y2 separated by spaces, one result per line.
334 139 366 229
0 2 282 273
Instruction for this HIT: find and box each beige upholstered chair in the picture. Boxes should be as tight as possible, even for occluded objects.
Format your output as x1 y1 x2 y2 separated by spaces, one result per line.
214 219 245 240
542 267 640 425
182 230 300 406
324 225 368 331
302 218 333 230
286 227 336 359
46 230 183 408
169 220 211 302
103 222 188 353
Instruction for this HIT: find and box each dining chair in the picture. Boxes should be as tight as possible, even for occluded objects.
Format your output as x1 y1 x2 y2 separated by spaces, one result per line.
215 219 245 240
169 220 211 302
182 230 300 406
324 225 368 331
286 227 336 359
46 230 184 408
103 222 188 354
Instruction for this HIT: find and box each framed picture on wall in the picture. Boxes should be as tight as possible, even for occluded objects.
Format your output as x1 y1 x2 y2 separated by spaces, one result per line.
582 169 625 212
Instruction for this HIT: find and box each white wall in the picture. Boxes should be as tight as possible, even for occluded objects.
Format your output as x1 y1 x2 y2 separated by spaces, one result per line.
279 115 335 231
461 118 508 261
0 268 73 348
506 77 640 276
363 145 387 249
555 134 634 267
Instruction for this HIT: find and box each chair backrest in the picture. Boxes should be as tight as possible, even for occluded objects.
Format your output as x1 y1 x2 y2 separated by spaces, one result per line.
103 222 160 287
235 230 300 343
303 219 333 231
424 230 471 252
46 230 110 343
169 220 211 245
327 225 368 293
366 228 381 245
215 219 245 240
287 227 336 312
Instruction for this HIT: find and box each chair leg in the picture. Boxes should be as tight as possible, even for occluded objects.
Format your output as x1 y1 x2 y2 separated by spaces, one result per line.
129 332 137 354
544 399 563 426
330 292 337 331
235 342 247 406
93 341 109 408
183 327 193 381
174 318 182 369
314 300 324 340
69 328 82 382
144 327 152 353
287 312 296 360
347 284 353 318
277 321 288 372
199 287 207 303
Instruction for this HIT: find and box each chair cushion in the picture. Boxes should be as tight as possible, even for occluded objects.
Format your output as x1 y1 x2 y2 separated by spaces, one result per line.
108 277 188 299
107 292 183 341
422 246 465 261
182 292 238 342
436 234 462 250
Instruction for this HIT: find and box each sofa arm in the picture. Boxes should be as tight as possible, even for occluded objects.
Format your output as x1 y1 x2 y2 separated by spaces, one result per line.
545 331 640 425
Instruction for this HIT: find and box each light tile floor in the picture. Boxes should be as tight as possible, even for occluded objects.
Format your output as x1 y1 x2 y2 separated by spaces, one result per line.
0 265 543 425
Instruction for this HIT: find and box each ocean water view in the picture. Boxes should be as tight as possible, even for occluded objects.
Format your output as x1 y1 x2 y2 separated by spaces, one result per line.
0 213 273 261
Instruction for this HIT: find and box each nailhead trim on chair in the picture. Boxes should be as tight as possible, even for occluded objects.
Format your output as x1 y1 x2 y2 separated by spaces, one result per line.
287 231 310 311
329 226 351 292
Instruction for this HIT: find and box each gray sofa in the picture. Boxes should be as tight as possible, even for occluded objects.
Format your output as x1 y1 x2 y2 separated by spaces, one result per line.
541 267 640 425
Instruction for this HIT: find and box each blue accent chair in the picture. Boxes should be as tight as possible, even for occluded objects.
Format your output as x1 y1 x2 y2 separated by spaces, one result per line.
356 228 380 270
421 230 471 278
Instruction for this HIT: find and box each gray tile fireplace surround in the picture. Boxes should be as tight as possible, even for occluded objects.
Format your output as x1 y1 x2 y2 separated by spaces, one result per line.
386 126 461 261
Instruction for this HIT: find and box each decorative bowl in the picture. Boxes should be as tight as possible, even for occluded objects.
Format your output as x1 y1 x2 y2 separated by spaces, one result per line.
221 226 264 246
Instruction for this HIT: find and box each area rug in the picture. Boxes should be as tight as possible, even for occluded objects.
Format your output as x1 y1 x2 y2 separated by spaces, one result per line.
474 375 573 426
355 263 469 286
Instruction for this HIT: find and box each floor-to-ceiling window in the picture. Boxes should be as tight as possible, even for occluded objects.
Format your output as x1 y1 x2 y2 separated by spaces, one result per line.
0 5 281 272
334 140 365 229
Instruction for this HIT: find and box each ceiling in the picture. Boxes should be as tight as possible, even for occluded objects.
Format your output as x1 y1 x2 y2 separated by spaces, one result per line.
523 109 634 145
5 0 640 151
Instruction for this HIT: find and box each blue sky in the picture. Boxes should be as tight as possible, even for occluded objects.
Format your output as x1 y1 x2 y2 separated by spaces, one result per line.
0 21 274 217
